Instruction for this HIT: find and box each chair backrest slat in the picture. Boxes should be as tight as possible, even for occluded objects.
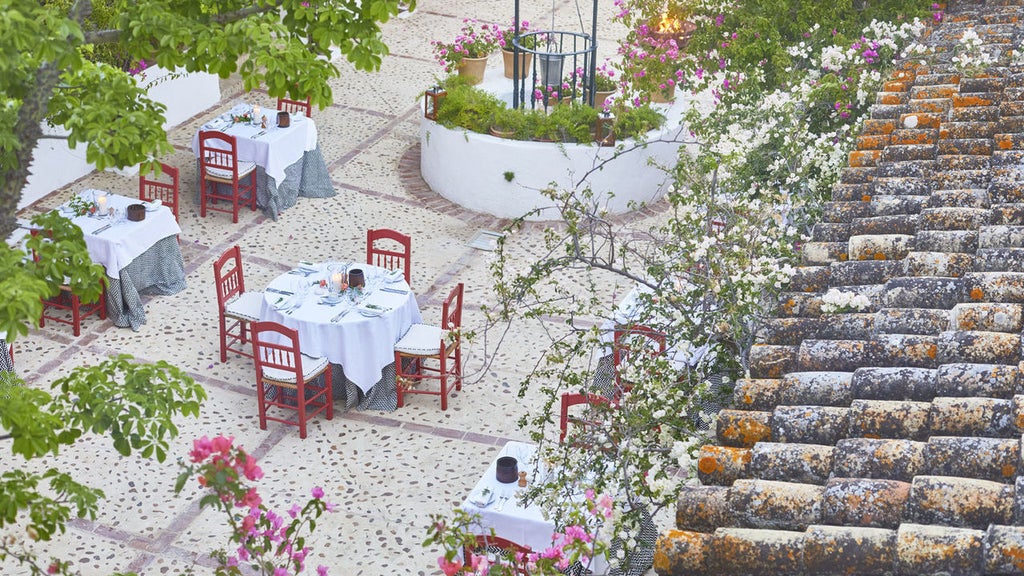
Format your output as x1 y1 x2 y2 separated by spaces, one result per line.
277 97 312 118
139 162 180 221
367 228 412 285
442 283 464 331
199 131 241 178
213 246 246 308
252 322 304 380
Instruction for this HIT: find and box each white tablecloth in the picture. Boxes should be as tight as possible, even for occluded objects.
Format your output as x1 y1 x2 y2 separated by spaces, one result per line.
461 441 610 574
190 105 319 183
258 263 422 392
71 191 182 276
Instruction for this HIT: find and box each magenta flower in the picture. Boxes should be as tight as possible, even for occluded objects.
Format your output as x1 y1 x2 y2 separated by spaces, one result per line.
311 486 325 499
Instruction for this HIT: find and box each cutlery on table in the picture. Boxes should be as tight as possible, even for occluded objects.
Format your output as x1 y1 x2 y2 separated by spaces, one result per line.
495 494 510 512
330 309 351 323
288 269 314 277
380 287 408 295
251 130 267 139
266 288 294 296
93 224 112 235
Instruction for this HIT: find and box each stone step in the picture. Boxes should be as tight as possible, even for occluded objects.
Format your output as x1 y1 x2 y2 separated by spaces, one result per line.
978 225 1024 248
899 112 942 129
849 149 881 168
994 133 1024 150
936 329 1021 365
787 266 830 293
991 149 1024 167
821 478 911 528
816 312 876 341
1000 100 1024 116
902 251 975 277
848 399 931 440
861 118 898 136
938 121 997 139
917 206 991 230
876 91 909 105
796 340 874 373
915 72 958 87
732 378 784 411
952 302 1024 332
995 115 1024 134
811 222 851 242
873 307 951 336
829 260 900 287
675 485 730 532
962 271 1024 303
850 215 917 236
848 234 913 260
974 247 1024 272
912 229 978 253
777 371 855 407
882 276 963 309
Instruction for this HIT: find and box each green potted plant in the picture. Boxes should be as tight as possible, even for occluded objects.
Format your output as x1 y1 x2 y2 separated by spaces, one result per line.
593 60 620 109
489 106 529 139
434 77 503 134
612 103 666 140
549 103 599 143
431 19 500 84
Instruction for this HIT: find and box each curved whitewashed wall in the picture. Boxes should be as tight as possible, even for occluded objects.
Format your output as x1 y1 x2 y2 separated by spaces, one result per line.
419 98 689 221
20 66 220 209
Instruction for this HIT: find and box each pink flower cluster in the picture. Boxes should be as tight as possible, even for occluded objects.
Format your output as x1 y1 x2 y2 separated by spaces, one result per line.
431 19 501 73
183 435 333 576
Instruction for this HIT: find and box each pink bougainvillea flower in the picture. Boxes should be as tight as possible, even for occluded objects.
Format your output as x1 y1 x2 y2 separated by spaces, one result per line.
311 486 325 499
438 557 463 576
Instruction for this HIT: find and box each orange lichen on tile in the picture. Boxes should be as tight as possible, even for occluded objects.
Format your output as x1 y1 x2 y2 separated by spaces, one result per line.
893 131 935 145
874 253 887 260
1002 464 1016 477
862 195 872 202
953 94 995 108
857 135 890 150
878 92 904 105
884 81 909 92
849 150 881 167
970 287 985 300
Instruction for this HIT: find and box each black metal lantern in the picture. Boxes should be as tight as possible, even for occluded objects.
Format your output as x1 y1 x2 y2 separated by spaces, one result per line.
423 85 446 120
595 111 616 147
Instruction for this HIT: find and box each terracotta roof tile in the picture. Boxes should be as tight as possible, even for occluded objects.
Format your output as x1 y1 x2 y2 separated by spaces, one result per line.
656 4 1024 573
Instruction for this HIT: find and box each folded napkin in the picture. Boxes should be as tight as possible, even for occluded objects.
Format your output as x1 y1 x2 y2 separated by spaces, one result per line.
203 118 229 130
273 294 302 311
469 488 494 508
357 304 389 317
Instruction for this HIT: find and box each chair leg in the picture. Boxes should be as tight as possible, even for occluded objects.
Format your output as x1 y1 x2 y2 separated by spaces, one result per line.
71 293 82 337
200 179 208 218
439 353 448 411
394 352 405 408
219 314 229 363
231 182 240 224
297 382 308 439
325 369 334 420
257 381 269 431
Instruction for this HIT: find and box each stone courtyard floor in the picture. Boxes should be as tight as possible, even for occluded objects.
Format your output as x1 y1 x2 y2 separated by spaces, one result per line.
2 1 671 574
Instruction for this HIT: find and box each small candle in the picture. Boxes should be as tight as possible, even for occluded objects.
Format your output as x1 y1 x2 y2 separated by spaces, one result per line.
252 104 261 118
331 272 343 288
96 195 107 212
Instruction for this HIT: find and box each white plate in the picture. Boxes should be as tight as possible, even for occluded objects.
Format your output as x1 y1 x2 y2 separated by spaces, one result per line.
358 309 382 317
320 295 343 305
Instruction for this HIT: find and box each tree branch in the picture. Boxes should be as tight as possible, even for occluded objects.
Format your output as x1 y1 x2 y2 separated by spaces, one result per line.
82 3 279 45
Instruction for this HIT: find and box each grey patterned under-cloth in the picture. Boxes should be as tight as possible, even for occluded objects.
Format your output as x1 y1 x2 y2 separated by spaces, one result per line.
105 235 187 331
0 341 13 373
262 361 399 412
196 146 335 221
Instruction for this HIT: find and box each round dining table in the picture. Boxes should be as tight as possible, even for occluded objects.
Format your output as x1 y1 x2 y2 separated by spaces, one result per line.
258 262 422 408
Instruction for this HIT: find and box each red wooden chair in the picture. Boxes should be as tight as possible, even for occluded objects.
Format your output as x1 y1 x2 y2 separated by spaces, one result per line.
252 321 333 439
559 391 616 445
277 96 312 118
366 228 412 286
138 162 180 222
31 230 107 336
612 324 666 397
462 534 532 575
394 283 463 410
198 131 257 223
213 246 264 362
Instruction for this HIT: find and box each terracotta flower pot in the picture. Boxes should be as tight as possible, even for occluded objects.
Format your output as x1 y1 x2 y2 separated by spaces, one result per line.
593 90 615 109
501 49 533 79
457 56 489 85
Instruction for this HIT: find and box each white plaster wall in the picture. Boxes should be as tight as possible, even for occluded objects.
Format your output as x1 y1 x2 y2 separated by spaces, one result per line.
419 97 690 221
20 66 220 209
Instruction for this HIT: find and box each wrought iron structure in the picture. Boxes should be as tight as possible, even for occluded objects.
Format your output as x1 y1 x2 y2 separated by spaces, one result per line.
511 0 599 109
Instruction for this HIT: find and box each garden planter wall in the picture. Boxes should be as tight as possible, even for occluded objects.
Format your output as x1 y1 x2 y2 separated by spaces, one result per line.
420 91 690 221
21 66 220 209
